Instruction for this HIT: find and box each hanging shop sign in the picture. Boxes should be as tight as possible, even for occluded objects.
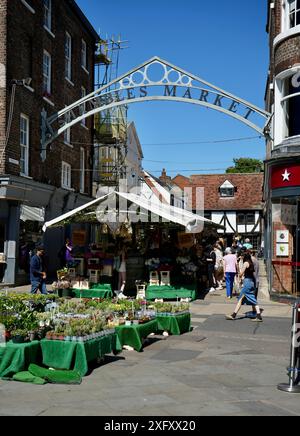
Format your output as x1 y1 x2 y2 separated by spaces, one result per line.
271 164 300 190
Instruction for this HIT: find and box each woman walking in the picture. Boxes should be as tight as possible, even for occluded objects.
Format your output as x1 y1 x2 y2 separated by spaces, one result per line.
226 253 263 322
223 248 238 299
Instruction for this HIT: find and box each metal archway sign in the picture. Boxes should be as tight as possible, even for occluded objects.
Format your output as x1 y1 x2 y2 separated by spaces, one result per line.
41 56 272 160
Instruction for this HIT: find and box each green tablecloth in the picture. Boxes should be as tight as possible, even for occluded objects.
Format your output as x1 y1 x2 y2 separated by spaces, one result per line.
0 341 41 379
41 334 119 377
91 284 112 291
146 286 197 301
72 289 113 299
115 320 158 352
156 313 191 336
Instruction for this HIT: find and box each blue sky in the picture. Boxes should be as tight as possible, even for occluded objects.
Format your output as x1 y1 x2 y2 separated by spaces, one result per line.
77 0 269 176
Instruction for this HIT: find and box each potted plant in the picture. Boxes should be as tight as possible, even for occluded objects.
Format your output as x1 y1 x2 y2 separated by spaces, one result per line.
11 329 28 344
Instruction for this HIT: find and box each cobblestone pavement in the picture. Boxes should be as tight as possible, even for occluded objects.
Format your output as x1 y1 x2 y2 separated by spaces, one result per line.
0 291 299 416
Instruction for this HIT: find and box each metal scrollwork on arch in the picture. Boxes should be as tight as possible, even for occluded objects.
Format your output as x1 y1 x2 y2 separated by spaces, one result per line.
40 57 272 160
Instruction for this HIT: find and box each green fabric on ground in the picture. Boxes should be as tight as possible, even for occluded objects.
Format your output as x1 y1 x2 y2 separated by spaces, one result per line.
146 286 197 301
115 320 158 352
29 364 82 385
12 371 47 385
156 313 191 336
72 289 113 299
0 341 41 379
41 334 118 377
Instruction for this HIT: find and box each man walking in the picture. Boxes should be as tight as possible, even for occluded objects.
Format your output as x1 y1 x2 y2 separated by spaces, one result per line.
30 246 48 295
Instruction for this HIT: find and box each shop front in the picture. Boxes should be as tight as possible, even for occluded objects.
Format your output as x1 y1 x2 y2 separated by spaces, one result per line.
266 160 300 299
0 175 94 286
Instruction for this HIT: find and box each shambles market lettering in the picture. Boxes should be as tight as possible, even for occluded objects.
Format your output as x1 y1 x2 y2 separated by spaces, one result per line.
59 85 256 130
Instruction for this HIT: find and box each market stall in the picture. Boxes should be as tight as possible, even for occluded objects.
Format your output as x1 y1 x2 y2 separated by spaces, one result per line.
72 284 114 300
40 332 119 377
146 285 197 302
115 320 158 352
0 341 41 379
43 191 222 298
156 313 191 336
0 294 192 382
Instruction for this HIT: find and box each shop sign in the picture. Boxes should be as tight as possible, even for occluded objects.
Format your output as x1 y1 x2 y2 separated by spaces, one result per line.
276 230 289 244
72 230 86 246
271 164 300 189
276 230 290 257
276 243 289 257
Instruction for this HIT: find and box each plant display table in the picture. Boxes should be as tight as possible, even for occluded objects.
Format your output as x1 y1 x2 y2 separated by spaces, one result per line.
71 284 113 299
72 288 113 299
40 333 119 377
115 320 158 352
146 286 197 301
0 341 41 379
156 313 191 336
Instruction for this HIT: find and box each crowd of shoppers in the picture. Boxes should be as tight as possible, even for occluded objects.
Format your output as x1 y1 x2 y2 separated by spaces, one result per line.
200 236 263 323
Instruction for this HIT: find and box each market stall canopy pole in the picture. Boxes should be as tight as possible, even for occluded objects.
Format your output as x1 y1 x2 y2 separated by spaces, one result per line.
42 191 224 233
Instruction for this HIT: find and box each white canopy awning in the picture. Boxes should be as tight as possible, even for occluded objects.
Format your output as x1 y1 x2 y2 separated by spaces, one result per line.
42 191 222 233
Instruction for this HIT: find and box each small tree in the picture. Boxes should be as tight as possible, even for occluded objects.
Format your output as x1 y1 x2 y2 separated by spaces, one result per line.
226 158 263 174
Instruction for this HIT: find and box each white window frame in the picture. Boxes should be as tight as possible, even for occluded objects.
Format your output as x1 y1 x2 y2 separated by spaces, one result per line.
65 32 72 81
219 180 235 198
287 0 300 29
20 114 29 177
282 0 300 30
81 39 88 71
274 67 300 146
61 161 72 190
80 148 85 193
43 50 51 95
43 0 52 31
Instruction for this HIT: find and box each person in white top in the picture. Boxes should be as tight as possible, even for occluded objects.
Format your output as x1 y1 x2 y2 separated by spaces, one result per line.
118 248 127 291
214 243 224 290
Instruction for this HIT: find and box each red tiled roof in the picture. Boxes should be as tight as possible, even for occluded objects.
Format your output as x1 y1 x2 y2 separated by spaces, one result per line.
173 173 264 211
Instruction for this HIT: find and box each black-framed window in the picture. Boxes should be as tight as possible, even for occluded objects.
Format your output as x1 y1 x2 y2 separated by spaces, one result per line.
237 213 256 226
247 213 256 225
220 187 235 198
237 214 245 225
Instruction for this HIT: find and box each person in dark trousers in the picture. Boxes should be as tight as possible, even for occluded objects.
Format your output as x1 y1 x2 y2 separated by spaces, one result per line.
30 246 48 295
226 253 263 322
205 245 217 293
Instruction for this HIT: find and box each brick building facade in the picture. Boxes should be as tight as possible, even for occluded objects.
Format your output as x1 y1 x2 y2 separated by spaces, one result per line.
264 0 300 298
173 173 264 249
0 0 98 284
